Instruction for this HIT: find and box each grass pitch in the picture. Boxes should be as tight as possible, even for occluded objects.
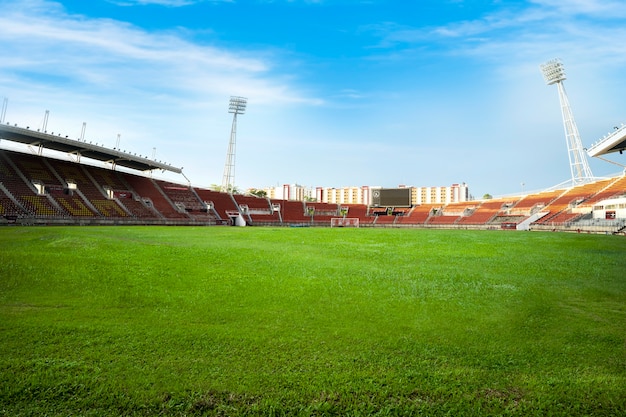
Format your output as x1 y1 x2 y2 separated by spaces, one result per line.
0 226 625 416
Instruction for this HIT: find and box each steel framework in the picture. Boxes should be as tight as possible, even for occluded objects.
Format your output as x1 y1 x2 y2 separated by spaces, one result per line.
540 59 594 185
221 96 247 193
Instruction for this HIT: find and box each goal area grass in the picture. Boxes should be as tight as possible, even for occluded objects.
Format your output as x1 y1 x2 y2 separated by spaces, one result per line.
1 226 624 416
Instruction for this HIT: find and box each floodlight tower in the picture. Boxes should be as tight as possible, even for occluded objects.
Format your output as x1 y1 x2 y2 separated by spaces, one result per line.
221 96 247 193
540 58 594 185
0 97 7 124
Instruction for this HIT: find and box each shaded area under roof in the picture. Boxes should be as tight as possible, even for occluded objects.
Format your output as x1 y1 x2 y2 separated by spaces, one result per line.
587 124 626 157
0 123 182 174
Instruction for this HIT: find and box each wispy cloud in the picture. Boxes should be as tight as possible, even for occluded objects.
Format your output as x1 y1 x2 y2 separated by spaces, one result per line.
109 0 216 7
362 0 626 71
0 0 317 106
530 0 626 17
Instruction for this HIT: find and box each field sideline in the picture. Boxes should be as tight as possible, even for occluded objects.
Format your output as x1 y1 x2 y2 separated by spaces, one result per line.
1 226 625 416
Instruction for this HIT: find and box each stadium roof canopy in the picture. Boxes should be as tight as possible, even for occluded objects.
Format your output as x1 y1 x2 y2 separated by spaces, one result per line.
0 123 182 174
587 124 626 158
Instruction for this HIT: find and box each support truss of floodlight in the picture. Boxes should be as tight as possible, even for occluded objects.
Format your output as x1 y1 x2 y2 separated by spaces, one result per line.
540 58 594 186
221 96 247 193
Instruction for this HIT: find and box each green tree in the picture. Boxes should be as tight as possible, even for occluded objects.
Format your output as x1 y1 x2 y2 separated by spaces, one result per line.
210 184 240 194
248 189 267 198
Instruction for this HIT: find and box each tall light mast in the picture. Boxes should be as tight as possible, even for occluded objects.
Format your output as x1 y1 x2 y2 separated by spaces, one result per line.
0 97 7 124
540 58 594 185
221 96 247 193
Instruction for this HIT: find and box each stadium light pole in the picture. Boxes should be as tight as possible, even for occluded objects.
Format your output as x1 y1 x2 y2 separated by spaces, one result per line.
221 96 247 193
0 97 7 124
540 58 594 185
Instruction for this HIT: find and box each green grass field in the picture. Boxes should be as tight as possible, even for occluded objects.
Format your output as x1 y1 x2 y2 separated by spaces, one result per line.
1 226 625 416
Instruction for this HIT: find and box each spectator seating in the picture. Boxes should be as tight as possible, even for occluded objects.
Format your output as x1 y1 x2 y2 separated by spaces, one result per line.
47 158 128 217
0 188 26 217
534 178 617 225
304 202 341 225
232 194 281 225
400 205 438 224
427 201 468 225
2 148 625 228
535 176 626 229
123 174 189 219
372 207 411 225
459 198 521 225
341 204 373 224
11 152 98 217
85 166 157 218
427 213 461 225
577 176 626 209
157 180 204 212
156 180 217 222
273 199 309 223
194 188 238 222
0 151 68 217
508 189 562 216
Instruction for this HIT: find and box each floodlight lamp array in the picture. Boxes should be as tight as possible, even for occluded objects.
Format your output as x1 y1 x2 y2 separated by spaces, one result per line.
228 96 247 114
540 59 566 85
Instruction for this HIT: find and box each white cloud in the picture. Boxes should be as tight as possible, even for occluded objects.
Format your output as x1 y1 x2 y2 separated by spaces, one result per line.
0 0 325 187
0 0 318 104
109 0 215 7
363 0 626 75
530 0 626 17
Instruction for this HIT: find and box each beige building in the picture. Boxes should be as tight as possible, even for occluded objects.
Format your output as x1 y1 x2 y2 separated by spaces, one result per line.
264 184 314 201
264 183 470 205
315 186 371 205
411 183 469 205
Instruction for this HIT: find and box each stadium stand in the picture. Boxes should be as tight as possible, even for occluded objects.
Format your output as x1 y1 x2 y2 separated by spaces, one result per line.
231 194 281 225
0 156 28 217
508 189 563 216
372 207 411 225
426 201 467 225
154 180 216 222
0 186 25 217
304 202 342 225
576 176 626 209
459 198 521 226
48 158 128 218
85 166 158 219
271 199 309 224
157 180 203 212
18 154 98 217
193 188 238 223
122 174 189 219
1 147 624 232
427 214 461 225
372 214 396 225
400 204 438 225
341 204 373 225
157 180 217 222
0 150 68 217
532 179 614 225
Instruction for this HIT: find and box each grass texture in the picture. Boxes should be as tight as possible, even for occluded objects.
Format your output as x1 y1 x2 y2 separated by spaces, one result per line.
0 226 625 416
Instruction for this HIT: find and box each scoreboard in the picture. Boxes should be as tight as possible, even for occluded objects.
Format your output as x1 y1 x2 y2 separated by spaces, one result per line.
371 188 411 207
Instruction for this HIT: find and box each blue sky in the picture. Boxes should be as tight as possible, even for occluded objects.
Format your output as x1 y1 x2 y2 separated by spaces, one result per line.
1 0 625 198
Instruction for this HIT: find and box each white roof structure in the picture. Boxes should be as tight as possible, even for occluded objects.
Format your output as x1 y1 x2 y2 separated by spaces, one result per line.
0 123 182 173
587 124 626 157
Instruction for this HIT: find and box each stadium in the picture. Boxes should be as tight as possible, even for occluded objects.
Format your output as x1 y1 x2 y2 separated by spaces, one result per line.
1 59 626 232
1 116 625 232
1 58 625 416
